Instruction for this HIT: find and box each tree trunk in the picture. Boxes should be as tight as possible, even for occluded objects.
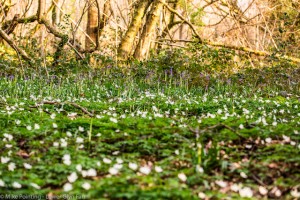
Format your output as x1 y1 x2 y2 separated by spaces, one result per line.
37 0 46 22
52 0 62 26
134 0 165 60
117 0 150 59
86 0 98 50
99 0 110 36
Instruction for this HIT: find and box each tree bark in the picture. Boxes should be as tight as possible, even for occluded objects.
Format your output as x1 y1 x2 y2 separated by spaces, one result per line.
37 0 46 22
134 0 165 60
52 0 62 26
86 0 99 50
99 0 110 36
117 0 150 59
0 27 32 63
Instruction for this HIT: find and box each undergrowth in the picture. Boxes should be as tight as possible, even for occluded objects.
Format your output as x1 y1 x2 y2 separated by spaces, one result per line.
0 51 299 199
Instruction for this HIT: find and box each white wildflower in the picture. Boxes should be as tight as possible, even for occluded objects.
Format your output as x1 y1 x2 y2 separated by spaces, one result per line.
12 182 22 189
53 142 59 147
76 137 84 143
4 133 13 141
152 106 158 112
196 165 204 173
239 187 253 198
76 164 82 172
230 184 241 192
265 138 272 143
109 118 118 123
113 164 123 170
66 131 72 137
30 183 41 189
1 157 10 164
87 168 97 177
178 173 187 182
68 113 77 120
53 123 58 128
82 182 91 190
97 161 101 167
24 163 32 169
34 123 40 130
282 135 290 142
198 192 206 199
272 187 281 197
62 154 71 165
50 113 56 119
240 172 248 178
60 139 68 147
8 162 16 171
63 183 72 192
215 180 227 188
0 179 5 187
291 189 300 198
129 163 138 171
108 167 119 175
67 172 78 183
259 186 268 195
103 158 112 164
139 166 151 175
78 126 84 132
155 166 163 173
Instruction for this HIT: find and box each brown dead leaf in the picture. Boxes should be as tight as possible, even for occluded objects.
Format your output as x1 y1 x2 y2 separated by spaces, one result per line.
16 150 30 158
268 163 279 169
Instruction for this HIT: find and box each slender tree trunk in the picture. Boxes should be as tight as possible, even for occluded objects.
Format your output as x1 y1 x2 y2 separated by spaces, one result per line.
37 0 46 22
86 0 98 50
117 0 150 59
99 0 110 36
134 0 165 60
52 0 62 26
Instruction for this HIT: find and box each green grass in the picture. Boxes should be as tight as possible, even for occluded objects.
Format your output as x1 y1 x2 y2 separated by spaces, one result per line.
0 64 299 199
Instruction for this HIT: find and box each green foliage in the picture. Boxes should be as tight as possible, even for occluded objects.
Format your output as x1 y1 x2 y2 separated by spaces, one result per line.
267 0 300 56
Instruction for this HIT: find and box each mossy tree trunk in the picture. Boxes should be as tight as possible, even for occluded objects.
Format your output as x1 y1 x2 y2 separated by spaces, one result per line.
117 0 150 59
134 0 165 60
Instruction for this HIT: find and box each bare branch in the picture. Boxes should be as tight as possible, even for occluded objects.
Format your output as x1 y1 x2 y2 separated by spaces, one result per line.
162 1 203 42
0 27 33 63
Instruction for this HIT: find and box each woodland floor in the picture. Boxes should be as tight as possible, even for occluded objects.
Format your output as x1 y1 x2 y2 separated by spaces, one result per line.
0 64 299 199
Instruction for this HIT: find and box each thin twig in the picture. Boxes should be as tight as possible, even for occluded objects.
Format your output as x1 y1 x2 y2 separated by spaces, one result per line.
30 101 94 117
189 123 246 139
68 102 94 117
